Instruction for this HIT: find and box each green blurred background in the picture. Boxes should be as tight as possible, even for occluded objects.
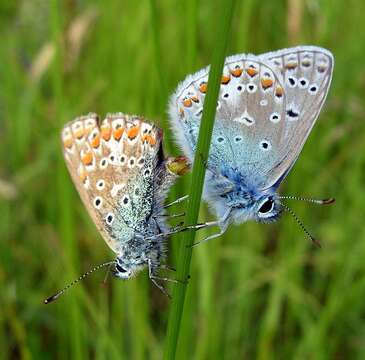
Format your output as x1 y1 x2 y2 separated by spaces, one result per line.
1 0 365 359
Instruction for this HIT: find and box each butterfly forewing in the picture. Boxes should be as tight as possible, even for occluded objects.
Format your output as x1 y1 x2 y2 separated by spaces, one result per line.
259 46 334 188
61 113 163 253
170 54 288 186
170 46 333 190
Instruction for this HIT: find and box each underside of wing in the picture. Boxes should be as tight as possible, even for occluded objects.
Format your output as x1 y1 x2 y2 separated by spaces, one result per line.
61 113 163 253
259 46 334 188
169 54 287 187
169 46 333 190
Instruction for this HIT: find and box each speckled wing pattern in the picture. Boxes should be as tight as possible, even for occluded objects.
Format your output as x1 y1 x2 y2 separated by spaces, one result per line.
259 46 333 187
61 113 163 253
169 46 333 190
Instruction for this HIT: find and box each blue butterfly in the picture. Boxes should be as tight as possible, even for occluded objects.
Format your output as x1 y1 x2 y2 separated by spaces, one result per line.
169 46 334 244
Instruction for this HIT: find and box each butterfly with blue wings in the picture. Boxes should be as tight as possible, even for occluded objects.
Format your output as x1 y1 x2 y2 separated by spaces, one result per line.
169 46 335 245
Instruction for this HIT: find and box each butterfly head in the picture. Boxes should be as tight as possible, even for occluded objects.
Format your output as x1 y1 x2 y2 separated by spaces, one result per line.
113 252 146 280
113 236 163 280
113 258 134 279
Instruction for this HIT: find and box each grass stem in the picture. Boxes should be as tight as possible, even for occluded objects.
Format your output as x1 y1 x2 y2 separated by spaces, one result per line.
163 1 236 358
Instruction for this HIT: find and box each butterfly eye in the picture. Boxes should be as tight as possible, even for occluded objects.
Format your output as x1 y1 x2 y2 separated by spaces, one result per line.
259 199 274 214
116 264 128 273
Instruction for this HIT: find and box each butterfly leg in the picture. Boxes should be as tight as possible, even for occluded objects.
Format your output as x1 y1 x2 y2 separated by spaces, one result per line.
164 195 189 209
189 208 231 247
150 278 171 299
191 226 228 247
155 212 186 219
101 262 114 285
159 264 176 272
149 261 187 285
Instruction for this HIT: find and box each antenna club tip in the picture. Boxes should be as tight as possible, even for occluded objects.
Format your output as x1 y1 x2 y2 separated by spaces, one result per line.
322 198 335 205
313 238 322 248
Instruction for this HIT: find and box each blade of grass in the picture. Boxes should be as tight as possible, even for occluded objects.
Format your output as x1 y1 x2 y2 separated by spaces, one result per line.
163 1 236 359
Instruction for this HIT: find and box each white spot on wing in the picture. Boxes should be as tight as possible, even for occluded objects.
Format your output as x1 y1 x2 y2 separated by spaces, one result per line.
93 196 103 209
259 140 272 151
269 113 281 123
260 99 268 106
96 179 105 190
105 212 114 225
247 83 257 93
111 183 125 197
233 110 255 126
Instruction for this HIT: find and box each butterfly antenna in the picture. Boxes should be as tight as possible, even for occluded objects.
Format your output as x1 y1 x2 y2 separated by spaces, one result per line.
279 196 335 205
44 261 115 304
281 203 321 248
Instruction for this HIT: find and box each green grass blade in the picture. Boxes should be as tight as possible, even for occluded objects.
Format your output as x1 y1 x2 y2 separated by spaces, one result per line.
163 1 236 359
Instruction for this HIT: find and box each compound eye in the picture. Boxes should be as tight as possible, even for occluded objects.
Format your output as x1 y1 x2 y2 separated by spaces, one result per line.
116 264 127 273
259 199 274 214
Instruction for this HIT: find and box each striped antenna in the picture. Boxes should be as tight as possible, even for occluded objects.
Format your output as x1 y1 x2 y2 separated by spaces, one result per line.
278 196 335 205
281 202 322 248
44 261 115 304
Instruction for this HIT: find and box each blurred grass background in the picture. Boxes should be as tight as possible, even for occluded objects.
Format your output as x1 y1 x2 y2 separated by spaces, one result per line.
0 0 365 359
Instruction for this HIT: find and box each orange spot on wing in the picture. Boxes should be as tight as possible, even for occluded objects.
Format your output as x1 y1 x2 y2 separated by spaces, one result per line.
231 68 243 77
101 126 112 141
81 152 93 166
113 127 124 140
127 127 139 139
199 82 207 93
301 59 311 67
79 169 87 183
74 128 84 139
63 138 73 148
142 134 156 146
183 98 192 107
246 68 258 77
261 78 274 89
221 75 231 84
285 62 297 70
275 86 284 97
91 135 100 148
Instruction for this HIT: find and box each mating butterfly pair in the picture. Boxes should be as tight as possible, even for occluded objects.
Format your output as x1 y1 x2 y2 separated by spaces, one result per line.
45 46 334 303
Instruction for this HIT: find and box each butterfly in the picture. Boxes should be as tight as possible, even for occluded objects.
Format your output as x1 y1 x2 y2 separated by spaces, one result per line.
169 46 334 244
46 113 189 303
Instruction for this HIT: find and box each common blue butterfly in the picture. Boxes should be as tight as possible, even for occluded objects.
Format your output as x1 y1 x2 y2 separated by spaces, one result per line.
169 46 334 244
45 113 189 303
